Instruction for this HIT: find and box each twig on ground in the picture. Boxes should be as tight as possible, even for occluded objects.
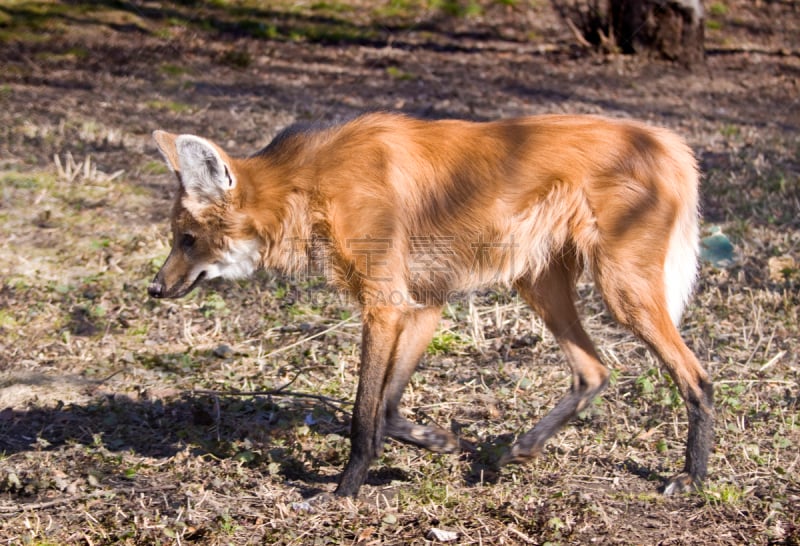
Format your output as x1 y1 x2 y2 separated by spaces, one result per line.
187 318 357 414
507 524 537 544
189 388 352 415
758 350 785 373
262 316 357 359
564 16 593 49
0 485 178 514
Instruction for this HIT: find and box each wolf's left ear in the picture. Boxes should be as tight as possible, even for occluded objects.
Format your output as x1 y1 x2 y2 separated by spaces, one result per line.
175 135 236 205
153 130 181 173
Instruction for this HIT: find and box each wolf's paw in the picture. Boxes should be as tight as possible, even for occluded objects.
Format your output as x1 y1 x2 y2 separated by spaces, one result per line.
292 492 337 512
497 443 542 467
387 418 459 453
662 472 701 495
411 424 459 453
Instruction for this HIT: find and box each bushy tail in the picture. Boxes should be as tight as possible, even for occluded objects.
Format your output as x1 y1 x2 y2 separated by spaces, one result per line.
663 165 700 326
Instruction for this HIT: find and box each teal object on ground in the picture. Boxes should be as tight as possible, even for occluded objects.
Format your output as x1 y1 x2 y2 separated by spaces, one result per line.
700 225 734 267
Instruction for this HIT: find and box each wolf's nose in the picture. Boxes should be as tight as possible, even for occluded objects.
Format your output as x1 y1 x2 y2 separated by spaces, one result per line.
148 280 164 298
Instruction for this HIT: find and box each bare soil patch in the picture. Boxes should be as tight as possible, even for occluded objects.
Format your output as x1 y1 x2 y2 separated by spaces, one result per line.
1 1 798 544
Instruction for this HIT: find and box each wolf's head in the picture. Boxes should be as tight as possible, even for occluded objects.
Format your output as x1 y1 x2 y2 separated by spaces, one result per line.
148 131 261 298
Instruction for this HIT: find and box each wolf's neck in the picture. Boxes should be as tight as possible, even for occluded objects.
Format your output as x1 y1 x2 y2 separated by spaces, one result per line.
243 126 339 280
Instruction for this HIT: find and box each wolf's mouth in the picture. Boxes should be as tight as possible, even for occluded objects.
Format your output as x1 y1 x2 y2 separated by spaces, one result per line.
184 270 207 295
164 270 207 299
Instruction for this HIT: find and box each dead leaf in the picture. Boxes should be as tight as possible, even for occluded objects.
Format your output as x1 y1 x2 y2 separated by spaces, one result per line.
357 526 375 542
768 255 797 282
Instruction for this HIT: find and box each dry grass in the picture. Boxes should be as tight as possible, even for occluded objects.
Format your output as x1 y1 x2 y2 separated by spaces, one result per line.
1 0 799 544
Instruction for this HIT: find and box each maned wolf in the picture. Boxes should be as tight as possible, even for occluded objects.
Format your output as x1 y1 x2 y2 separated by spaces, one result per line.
148 112 713 497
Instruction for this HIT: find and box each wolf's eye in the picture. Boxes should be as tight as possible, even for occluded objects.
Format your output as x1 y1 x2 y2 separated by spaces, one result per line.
180 233 196 250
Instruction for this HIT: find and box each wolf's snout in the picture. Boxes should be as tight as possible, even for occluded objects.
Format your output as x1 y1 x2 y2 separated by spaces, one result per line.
148 279 164 298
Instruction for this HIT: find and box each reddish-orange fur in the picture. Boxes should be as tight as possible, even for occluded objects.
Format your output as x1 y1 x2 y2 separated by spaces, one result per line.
150 112 712 498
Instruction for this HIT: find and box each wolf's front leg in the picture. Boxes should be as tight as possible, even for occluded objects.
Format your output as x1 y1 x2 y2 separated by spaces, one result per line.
382 306 458 453
335 306 404 497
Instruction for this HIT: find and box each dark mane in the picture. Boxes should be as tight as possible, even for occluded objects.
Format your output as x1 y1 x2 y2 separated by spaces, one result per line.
252 120 334 158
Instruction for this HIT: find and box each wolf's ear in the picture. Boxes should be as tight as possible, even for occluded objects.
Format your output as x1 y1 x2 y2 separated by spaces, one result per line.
174 135 236 205
152 130 181 173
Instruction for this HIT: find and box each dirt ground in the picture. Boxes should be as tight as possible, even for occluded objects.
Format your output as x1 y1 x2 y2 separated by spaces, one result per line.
1 0 799 544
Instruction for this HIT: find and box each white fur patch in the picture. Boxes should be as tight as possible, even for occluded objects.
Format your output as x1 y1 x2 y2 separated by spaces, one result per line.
201 239 262 281
663 209 699 326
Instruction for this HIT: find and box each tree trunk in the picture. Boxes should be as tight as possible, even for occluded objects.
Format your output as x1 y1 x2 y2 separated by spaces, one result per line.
609 0 705 66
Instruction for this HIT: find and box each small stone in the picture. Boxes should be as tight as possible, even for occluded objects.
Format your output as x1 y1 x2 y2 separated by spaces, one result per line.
426 528 459 542
6 472 21 490
382 513 397 525
213 344 233 358
291 501 313 512
66 480 80 494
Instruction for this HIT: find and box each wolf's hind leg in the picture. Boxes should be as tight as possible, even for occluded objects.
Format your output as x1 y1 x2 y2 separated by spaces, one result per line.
501 256 609 465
